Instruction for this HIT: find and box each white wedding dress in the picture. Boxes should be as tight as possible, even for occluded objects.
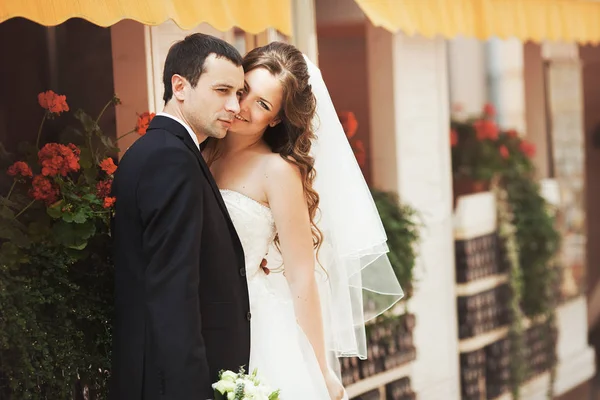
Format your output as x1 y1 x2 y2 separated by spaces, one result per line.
221 189 332 399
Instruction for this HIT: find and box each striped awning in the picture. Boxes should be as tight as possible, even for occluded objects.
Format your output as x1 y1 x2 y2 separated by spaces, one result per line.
354 0 600 44
0 0 291 34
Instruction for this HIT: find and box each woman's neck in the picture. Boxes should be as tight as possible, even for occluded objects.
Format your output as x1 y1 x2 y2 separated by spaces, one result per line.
222 131 264 155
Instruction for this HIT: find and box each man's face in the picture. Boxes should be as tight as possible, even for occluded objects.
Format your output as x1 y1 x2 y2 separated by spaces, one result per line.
181 54 244 140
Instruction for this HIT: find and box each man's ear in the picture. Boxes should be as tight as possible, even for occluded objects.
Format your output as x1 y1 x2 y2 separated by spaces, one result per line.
171 74 187 101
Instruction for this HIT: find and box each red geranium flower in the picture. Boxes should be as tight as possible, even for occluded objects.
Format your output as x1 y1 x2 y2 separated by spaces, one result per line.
7 161 33 178
96 180 113 199
103 197 116 209
339 111 359 139
474 120 499 140
483 103 496 117
38 90 69 115
136 112 156 135
29 175 60 205
450 129 458 147
100 158 117 175
520 141 536 158
38 143 80 177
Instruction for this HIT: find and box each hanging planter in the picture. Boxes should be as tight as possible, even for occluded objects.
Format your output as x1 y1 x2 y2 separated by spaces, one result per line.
452 176 490 208
450 104 561 399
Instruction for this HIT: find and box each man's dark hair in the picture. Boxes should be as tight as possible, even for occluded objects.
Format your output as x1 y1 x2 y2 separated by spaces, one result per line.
162 33 243 103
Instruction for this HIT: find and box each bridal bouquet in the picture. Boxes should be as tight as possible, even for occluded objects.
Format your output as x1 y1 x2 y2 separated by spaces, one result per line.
213 367 280 400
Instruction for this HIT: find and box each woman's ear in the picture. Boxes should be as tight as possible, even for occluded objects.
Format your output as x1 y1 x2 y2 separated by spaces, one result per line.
269 118 281 128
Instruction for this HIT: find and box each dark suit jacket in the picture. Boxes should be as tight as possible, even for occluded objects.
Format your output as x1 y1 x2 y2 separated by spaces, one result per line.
109 116 250 400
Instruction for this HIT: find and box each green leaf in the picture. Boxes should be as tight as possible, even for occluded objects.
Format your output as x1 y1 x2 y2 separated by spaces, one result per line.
0 196 20 210
47 201 63 220
370 188 421 300
10 192 32 206
98 135 120 155
63 191 81 201
74 109 100 135
0 205 15 219
0 241 28 266
0 225 27 246
269 390 281 400
99 135 115 150
73 211 86 224
79 147 93 169
83 167 97 185
67 241 88 250
64 247 90 260
52 219 96 249
28 220 51 239
214 391 227 400
0 214 31 248
82 194 97 202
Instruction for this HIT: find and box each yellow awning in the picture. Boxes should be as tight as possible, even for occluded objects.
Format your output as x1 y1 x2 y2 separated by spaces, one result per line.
354 0 600 44
0 0 291 35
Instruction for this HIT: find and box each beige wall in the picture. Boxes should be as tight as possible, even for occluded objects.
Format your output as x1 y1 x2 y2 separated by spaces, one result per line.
315 0 365 25
524 41 550 178
486 38 526 133
291 0 318 64
580 45 600 300
110 20 150 158
317 23 372 183
366 26 460 397
447 37 488 116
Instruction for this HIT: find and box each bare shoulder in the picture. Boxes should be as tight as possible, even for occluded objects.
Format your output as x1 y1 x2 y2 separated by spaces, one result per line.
262 153 301 186
262 153 308 217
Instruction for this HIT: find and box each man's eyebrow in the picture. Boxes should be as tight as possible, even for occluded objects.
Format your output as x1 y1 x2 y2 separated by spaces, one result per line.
212 83 235 88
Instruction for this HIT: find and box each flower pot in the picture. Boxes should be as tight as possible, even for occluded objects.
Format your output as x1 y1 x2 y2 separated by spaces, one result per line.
452 178 490 209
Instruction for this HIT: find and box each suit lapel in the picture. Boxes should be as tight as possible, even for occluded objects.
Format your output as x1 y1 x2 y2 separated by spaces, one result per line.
147 116 243 252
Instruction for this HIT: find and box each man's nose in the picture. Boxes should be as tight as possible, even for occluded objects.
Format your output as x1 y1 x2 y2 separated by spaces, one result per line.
225 95 240 114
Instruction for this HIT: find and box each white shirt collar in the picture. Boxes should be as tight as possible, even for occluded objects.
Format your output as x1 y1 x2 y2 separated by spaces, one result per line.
155 112 200 150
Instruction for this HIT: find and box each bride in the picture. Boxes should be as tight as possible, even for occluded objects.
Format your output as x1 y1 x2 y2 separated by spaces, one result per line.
204 42 403 400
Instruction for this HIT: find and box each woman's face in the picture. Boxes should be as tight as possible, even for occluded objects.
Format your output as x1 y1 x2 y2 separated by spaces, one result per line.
229 67 283 137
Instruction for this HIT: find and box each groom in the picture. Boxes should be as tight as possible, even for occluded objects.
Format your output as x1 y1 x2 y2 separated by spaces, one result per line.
110 34 250 400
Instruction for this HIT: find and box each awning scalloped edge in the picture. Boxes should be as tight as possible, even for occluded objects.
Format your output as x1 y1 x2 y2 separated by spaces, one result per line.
0 0 292 35
355 0 600 44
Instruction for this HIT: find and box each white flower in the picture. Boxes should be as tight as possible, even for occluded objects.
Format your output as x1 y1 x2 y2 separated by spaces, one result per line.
249 382 275 400
221 370 238 382
243 382 258 396
212 380 236 394
259 384 273 394
257 392 271 400
212 367 279 400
